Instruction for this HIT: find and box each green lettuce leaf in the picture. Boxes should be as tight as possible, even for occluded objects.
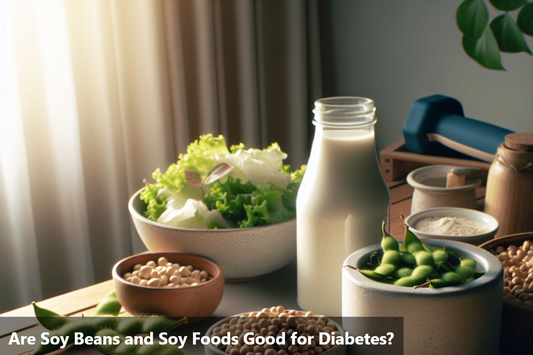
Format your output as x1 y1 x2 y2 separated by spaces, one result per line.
140 134 306 229
203 176 255 224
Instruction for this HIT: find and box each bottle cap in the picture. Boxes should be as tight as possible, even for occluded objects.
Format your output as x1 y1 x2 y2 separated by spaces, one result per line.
505 133 533 152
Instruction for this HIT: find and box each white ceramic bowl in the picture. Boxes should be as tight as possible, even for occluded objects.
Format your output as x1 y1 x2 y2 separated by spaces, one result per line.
407 165 482 214
129 189 296 282
342 239 503 355
204 313 346 355
404 207 499 245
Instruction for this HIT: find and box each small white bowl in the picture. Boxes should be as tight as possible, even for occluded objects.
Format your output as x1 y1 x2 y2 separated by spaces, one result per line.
405 207 499 245
129 189 296 282
407 165 482 214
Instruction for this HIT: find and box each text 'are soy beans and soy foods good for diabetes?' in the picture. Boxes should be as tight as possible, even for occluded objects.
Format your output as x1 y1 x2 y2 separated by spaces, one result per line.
8 306 396 353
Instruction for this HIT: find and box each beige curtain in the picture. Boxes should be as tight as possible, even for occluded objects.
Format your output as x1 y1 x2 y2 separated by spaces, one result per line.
0 0 322 312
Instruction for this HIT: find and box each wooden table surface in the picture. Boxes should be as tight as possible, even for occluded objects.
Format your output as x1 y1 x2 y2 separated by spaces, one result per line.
0 180 487 355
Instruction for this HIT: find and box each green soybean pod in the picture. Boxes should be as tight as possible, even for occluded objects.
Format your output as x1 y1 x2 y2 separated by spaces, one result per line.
357 269 396 284
374 250 400 276
414 251 435 266
473 270 485 279
381 221 400 252
32 302 72 331
422 243 434 253
394 276 417 287
91 315 122 330
461 258 476 270
114 342 141 354
141 316 187 333
399 252 416 265
428 270 440 279
93 290 122 316
454 265 474 281
394 267 413 279
429 279 447 288
410 265 433 281
394 265 433 287
374 263 396 276
137 343 184 355
432 249 448 266
441 272 462 285
445 252 461 266
33 320 97 355
93 329 185 355
93 329 123 354
404 227 424 254
116 318 145 335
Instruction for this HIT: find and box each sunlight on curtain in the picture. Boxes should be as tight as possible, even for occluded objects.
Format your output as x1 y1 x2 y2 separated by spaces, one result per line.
0 0 320 313
0 0 43 309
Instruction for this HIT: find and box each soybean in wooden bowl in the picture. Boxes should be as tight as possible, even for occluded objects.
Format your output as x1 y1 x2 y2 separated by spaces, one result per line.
112 252 224 326
479 232 533 355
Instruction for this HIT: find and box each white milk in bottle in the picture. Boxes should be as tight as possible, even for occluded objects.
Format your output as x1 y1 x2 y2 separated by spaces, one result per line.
297 97 390 316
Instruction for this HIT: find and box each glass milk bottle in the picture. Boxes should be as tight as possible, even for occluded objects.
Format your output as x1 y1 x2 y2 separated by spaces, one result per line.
297 97 390 316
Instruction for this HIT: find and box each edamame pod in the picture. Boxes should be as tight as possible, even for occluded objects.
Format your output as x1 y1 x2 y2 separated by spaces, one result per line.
374 250 400 275
394 265 433 287
473 270 485 279
381 221 400 252
429 279 447 288
357 269 396 284
393 267 413 279
358 269 389 280
461 258 476 270
404 227 425 254
116 316 187 335
399 252 416 266
441 272 462 285
32 302 72 331
404 227 435 266
93 290 122 316
432 249 448 266
414 251 435 266
94 329 184 355
33 319 97 355
454 265 474 281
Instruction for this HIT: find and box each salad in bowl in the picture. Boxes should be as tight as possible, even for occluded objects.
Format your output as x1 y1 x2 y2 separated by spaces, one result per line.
141 134 305 230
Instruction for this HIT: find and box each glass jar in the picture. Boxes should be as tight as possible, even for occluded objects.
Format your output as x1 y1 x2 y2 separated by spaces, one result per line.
485 133 533 237
296 97 390 316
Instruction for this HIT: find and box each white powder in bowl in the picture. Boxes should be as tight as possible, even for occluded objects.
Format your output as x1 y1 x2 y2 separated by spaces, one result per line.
414 216 490 236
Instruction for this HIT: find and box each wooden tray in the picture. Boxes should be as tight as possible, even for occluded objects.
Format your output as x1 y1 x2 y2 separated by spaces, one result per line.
379 139 491 182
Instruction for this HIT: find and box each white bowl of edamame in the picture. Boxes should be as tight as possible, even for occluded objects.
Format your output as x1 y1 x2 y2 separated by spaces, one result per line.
129 189 296 282
342 239 503 355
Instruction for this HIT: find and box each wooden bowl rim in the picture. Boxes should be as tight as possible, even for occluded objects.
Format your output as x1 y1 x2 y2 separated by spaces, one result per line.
479 231 533 250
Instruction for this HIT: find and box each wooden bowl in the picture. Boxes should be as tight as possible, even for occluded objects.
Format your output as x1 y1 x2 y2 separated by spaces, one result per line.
204 313 347 355
479 232 533 355
112 252 224 325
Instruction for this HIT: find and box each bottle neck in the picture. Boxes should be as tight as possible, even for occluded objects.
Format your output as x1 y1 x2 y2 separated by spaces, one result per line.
313 96 377 128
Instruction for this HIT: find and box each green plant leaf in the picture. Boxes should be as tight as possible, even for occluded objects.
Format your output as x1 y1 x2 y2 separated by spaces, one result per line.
490 14 532 54
457 0 489 40
462 28 505 70
489 0 527 11
518 3 533 36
